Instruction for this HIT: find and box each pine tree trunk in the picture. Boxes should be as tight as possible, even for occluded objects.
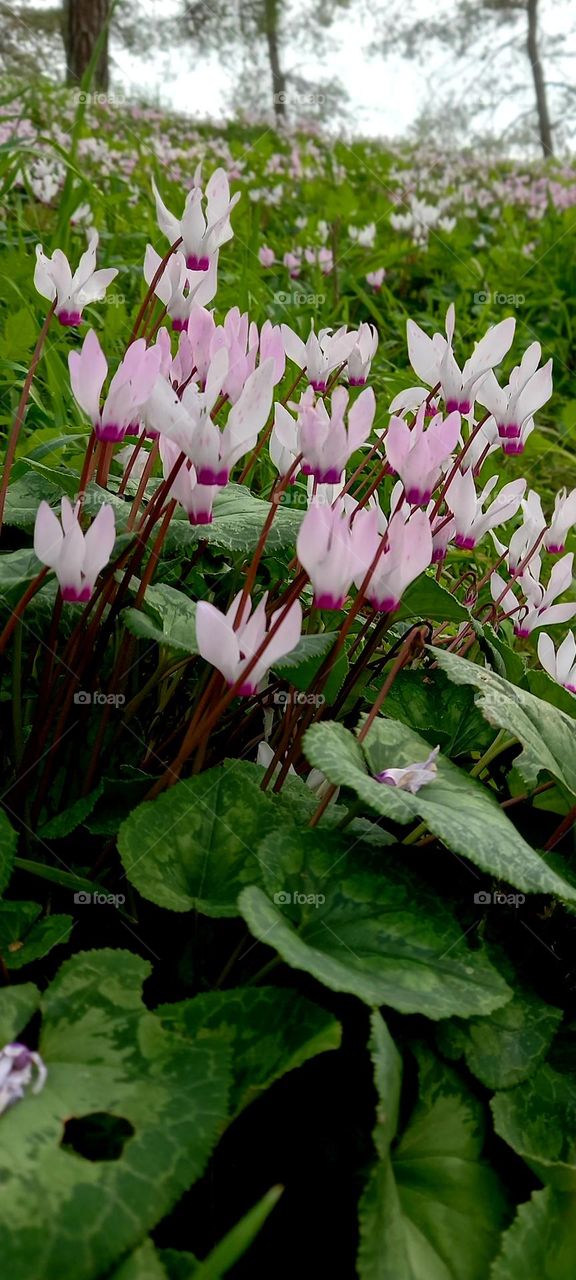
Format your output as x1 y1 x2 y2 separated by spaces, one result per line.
526 0 553 156
64 0 110 91
264 0 286 122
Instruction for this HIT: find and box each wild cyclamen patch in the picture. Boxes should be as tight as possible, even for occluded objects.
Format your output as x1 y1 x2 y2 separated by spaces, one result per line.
3 99 576 1280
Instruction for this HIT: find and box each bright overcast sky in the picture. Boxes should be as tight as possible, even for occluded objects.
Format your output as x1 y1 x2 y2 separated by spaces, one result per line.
29 0 576 143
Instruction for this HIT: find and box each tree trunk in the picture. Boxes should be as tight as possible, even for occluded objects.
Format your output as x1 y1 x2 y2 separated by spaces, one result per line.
264 0 286 123
64 0 110 91
526 0 553 156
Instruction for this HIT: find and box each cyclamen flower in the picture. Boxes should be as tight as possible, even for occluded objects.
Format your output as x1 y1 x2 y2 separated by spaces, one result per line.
0 1043 47 1116
34 232 118 326
152 167 240 271
384 405 461 505
349 223 376 247
492 554 576 636
375 746 440 792
360 509 433 613
281 325 358 393
297 500 378 610
407 305 515 414
492 489 545 576
348 324 378 386
195 593 302 696
538 632 576 694
476 342 553 442
69 330 163 443
283 251 302 278
545 488 576 554
289 385 376 484
448 470 526 550
34 498 115 603
271 403 301 479
159 436 216 526
143 245 218 331
149 348 276 485
259 245 276 267
366 268 386 291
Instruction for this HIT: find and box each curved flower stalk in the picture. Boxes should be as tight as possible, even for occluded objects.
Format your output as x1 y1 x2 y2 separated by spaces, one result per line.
281 325 358 392
296 500 378 609
34 232 118 326
545 488 576 554
34 497 115 602
276 385 375 485
384 404 461 504
196 592 303 695
538 632 576 693
347 323 378 386
143 245 219 331
152 168 240 271
407 304 515 413
0 1043 47 1116
448 470 526 549
476 342 553 443
359 509 433 612
69 330 163 443
492 553 576 636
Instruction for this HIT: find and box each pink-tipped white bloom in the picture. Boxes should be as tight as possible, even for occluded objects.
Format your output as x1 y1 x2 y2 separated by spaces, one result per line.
448 470 526 550
375 745 440 792
545 488 576 554
195 592 303 696
281 325 358 393
428 505 455 564
361 509 433 613
152 348 276 485
407 305 515 414
69 330 163 443
384 404 461 505
0 1043 47 1116
297 500 378 610
259 320 286 384
143 245 218 331
492 489 545 576
538 632 576 693
348 323 378 386
259 245 276 267
476 342 553 443
152 168 240 271
286 385 376 484
159 435 216 525
366 268 386 291
283 251 302 278
34 497 115 603
34 232 118 326
492 554 576 636
271 403 301 478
